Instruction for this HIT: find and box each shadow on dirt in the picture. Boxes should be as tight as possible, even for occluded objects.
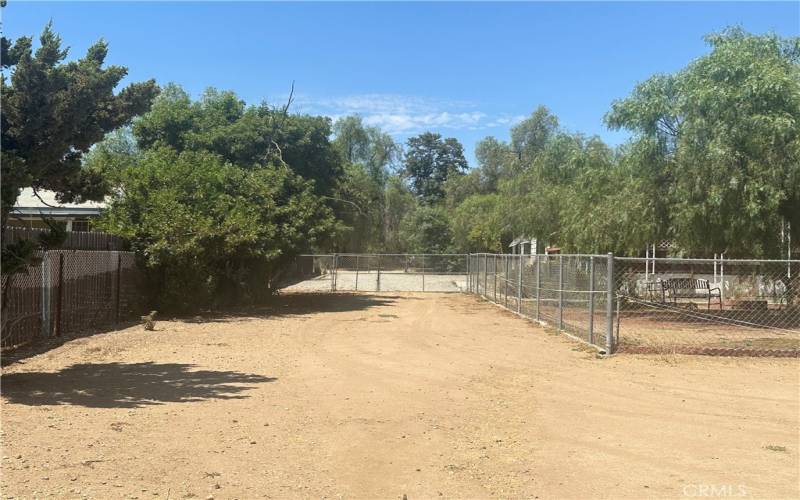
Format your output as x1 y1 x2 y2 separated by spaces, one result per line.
179 292 406 324
1 320 142 368
2 362 275 408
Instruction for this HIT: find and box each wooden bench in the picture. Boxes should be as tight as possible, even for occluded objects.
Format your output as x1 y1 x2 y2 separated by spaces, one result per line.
661 278 722 310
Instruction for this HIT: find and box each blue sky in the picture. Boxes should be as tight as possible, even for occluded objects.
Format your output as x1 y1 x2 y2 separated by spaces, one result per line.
5 1 799 165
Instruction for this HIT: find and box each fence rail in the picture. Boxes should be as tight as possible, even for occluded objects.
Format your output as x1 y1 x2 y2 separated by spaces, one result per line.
1 250 145 349
468 253 615 353
468 253 800 357
284 254 469 292
3 227 125 251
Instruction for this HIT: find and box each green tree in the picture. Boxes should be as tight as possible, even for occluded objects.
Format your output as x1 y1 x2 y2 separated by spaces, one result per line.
331 162 385 252
133 84 343 194
98 147 335 311
399 205 453 254
330 115 400 251
607 28 800 257
403 132 468 204
510 106 559 162
383 176 417 252
474 136 515 191
1 22 158 233
333 115 399 185
450 194 507 252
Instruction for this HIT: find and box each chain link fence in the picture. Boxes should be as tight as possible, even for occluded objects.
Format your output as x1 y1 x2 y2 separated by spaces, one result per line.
283 254 468 292
469 253 613 353
469 253 800 357
614 257 799 356
1 250 145 349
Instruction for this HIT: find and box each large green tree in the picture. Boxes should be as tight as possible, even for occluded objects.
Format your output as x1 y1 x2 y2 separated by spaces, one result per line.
98 147 335 311
403 132 468 204
132 84 343 194
607 28 800 257
330 115 400 251
1 23 158 233
510 106 559 162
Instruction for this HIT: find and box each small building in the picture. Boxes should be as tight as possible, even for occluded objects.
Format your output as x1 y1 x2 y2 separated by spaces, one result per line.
508 237 540 256
9 188 107 232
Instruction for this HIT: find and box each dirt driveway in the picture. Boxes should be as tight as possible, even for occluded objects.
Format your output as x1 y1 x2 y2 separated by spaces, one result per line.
2 292 798 499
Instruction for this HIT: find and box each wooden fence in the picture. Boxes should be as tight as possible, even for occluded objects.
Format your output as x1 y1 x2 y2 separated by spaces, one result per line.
3 227 125 250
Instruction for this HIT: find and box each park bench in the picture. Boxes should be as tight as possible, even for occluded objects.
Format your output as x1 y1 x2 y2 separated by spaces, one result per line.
661 278 722 310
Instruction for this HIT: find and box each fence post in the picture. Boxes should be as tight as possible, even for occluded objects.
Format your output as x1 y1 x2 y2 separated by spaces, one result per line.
536 254 541 321
115 252 122 325
483 254 488 297
330 254 336 291
355 255 359 291
558 254 564 330
464 254 469 293
588 256 595 345
40 252 51 338
504 255 509 308
422 254 426 292
493 254 497 302
720 253 725 304
517 254 522 313
606 253 615 354
55 253 64 337
377 254 381 292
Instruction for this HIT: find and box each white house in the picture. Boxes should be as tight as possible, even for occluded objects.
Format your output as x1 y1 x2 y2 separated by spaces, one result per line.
9 188 107 232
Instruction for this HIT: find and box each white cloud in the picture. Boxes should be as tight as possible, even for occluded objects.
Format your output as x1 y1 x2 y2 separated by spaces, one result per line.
289 93 516 136
485 114 527 128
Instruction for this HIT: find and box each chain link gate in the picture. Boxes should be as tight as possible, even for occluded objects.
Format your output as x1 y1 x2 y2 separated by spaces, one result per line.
285 254 469 293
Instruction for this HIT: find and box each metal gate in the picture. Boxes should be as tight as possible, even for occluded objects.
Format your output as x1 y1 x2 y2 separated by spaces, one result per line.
284 254 468 292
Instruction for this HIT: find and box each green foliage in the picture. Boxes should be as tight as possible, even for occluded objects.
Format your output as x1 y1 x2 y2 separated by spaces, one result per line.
450 194 506 253
329 115 401 252
333 115 399 184
403 132 468 204
133 85 343 194
330 162 385 252
383 176 417 252
98 147 335 311
444 28 799 258
606 28 800 257
399 205 453 254
511 106 560 161
0 22 158 232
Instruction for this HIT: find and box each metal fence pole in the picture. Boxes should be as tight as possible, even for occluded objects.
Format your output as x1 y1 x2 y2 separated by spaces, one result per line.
606 253 615 354
517 254 522 313
355 255 359 291
422 254 426 292
483 254 488 298
493 254 497 302
331 254 336 291
377 254 381 292
504 255 509 308
536 254 541 321
465 254 470 293
588 256 595 345
558 254 564 330
720 253 725 304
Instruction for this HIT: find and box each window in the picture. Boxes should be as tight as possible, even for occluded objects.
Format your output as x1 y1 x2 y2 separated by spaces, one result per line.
71 219 90 232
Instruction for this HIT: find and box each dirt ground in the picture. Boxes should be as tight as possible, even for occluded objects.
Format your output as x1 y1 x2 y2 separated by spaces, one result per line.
2 292 798 500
